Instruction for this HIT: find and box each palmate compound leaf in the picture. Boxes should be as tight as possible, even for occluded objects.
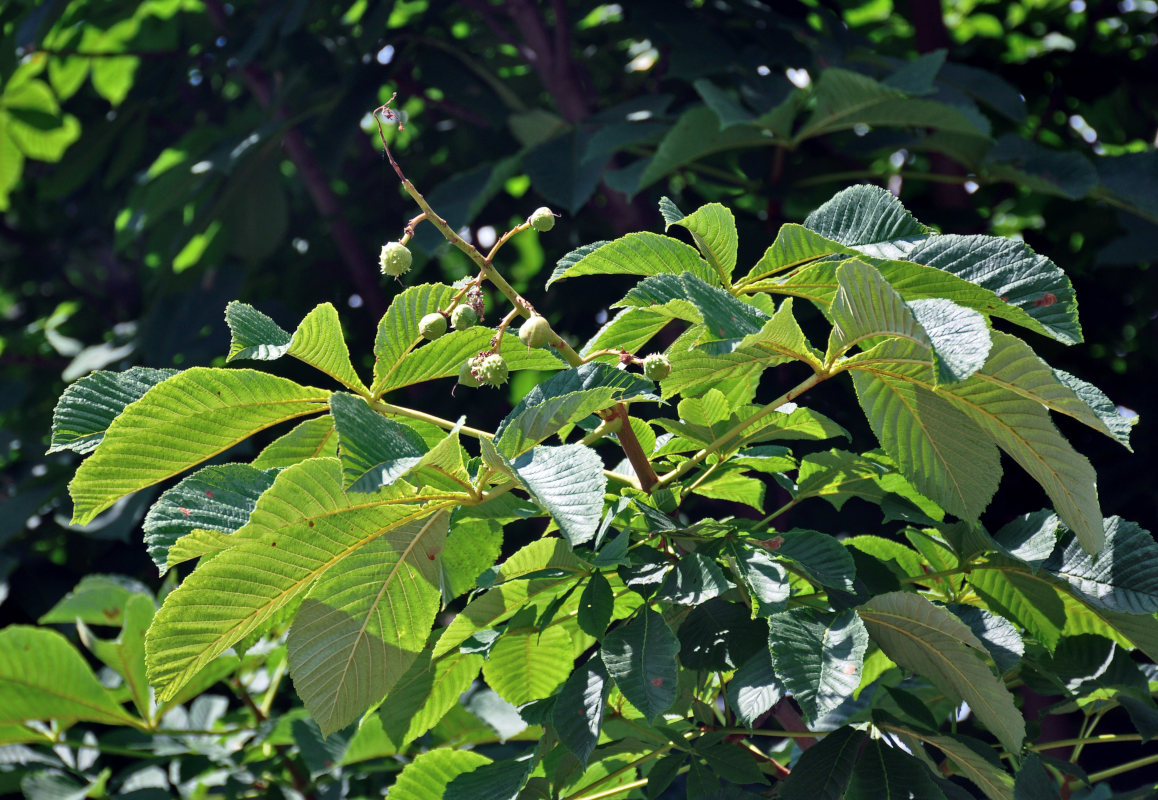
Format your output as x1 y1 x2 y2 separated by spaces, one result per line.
828 259 991 384
69 368 330 525
142 463 278 573
845 336 1105 552
48 366 177 455
145 457 454 705
494 362 657 457
225 301 368 393
859 592 1025 753
767 608 868 722
661 198 739 285
601 608 679 722
0 626 136 727
287 509 450 735
547 231 719 288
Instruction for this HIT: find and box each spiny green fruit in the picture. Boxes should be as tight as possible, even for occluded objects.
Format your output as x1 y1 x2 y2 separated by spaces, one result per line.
518 315 551 348
379 242 412 276
419 312 448 340
472 353 509 387
642 353 671 381
451 304 479 330
457 360 480 388
529 207 556 232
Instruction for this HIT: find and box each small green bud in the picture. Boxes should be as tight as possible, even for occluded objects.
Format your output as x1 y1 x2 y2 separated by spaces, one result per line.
518 315 552 348
451 304 479 330
419 312 448 340
642 353 671 381
529 207 556 232
457 360 480 388
379 242 412 276
472 353 509 387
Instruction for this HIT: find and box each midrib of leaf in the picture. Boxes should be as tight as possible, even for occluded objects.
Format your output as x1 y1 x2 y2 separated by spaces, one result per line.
373 332 426 399
879 723 1014 800
153 497 459 696
0 674 138 726
330 509 450 695
860 607 1018 747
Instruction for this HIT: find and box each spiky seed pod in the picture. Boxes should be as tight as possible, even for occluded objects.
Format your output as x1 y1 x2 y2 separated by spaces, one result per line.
419 312 448 340
451 304 479 330
518 315 551 348
529 207 556 232
471 353 509 387
642 353 672 381
379 242 412 276
457 360 480 388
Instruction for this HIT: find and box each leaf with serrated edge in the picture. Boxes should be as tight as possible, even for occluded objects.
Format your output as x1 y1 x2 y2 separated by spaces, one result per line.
287 509 450 735
389 748 491 800
226 302 367 393
509 444 607 546
252 415 337 469
884 726 1015 800
330 392 427 492
580 308 670 358
845 337 1104 552
804 184 930 260
0 626 136 726
547 232 718 287
483 625 573 706
1044 517 1158 614
145 458 451 701
495 363 656 457
143 463 278 573
768 608 867 722
48 366 177 454
860 592 1025 752
553 658 610 765
70 368 329 525
667 202 738 285
372 283 459 396
601 608 678 722
741 223 857 285
778 726 865 800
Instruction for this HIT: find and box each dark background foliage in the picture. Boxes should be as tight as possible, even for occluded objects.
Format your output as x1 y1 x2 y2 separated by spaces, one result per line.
1 0 1155 782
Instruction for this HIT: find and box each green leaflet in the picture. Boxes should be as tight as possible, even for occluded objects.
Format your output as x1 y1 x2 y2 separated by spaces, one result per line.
48 366 177 454
225 301 368 393
579 307 670 358
145 458 451 701
76 593 155 721
860 592 1025 753
38 574 152 627
376 327 567 397
601 608 679 722
507 444 607 546
287 509 451 735
827 259 991 384
845 337 1104 552
803 183 930 259
885 727 1015 800
371 283 460 396
547 231 719 288
1044 517 1158 614
796 69 990 151
552 658 610 766
69 367 329 525
251 415 337 469
661 298 822 401
852 367 1001 520
739 223 857 285
142 462 278 573
663 199 739 285
0 626 136 727
389 748 491 800
482 625 573 705
495 362 656 457
616 272 769 343
793 449 940 521
767 608 868 722
330 392 427 492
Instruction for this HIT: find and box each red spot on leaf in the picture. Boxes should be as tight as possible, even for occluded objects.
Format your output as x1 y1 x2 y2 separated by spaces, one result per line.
759 536 785 551
1033 293 1058 307
271 541 277 547
842 664 858 675
651 677 665 687
205 490 214 499
103 607 120 620
179 507 191 517
999 295 1010 302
